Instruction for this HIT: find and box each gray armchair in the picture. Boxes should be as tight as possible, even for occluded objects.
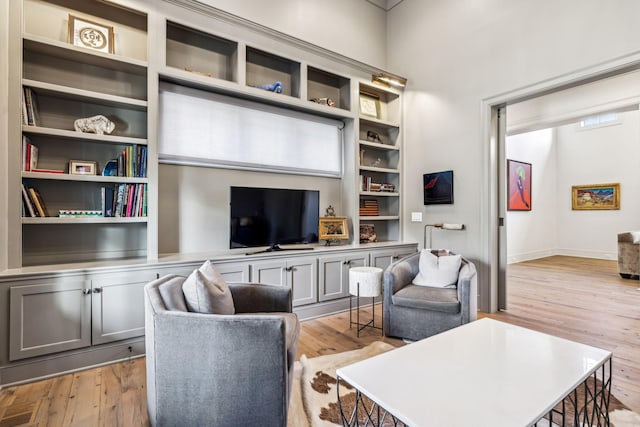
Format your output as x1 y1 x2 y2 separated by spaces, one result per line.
144 275 300 427
383 252 477 341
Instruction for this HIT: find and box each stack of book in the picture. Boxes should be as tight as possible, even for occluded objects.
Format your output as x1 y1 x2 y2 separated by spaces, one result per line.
22 136 38 171
359 199 379 216
22 86 39 126
117 145 148 178
58 210 102 218
102 183 147 217
379 183 396 192
21 182 48 217
360 175 376 191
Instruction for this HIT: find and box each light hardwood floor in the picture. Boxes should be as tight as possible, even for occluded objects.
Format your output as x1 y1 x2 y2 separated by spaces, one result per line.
0 255 638 426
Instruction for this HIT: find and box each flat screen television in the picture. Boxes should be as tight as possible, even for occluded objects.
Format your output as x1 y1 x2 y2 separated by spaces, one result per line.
423 170 454 205
230 186 319 251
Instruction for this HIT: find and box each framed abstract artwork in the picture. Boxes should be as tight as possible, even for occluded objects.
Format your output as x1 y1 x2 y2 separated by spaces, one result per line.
571 183 620 210
507 159 532 211
423 170 454 205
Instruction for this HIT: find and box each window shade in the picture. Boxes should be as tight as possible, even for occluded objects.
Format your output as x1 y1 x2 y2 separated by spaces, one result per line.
158 82 343 177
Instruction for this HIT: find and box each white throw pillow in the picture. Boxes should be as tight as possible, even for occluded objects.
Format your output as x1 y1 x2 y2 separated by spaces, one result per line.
182 260 235 314
413 250 462 288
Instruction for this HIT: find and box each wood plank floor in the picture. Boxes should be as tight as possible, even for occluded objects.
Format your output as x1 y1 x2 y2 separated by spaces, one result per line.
0 255 638 426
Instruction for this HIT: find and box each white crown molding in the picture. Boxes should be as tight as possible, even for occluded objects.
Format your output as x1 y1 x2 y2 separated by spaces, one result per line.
162 0 406 81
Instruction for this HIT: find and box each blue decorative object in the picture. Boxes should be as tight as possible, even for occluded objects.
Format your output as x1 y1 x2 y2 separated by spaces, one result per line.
102 159 118 176
256 81 282 93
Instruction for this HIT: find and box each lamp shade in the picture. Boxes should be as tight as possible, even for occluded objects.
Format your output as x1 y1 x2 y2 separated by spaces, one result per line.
349 266 383 297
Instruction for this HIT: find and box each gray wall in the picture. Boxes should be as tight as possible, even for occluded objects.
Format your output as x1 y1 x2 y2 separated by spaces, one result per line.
158 165 342 254
191 0 388 69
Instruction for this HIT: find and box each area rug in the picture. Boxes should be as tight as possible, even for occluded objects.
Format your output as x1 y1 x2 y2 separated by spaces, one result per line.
288 341 396 427
288 341 640 427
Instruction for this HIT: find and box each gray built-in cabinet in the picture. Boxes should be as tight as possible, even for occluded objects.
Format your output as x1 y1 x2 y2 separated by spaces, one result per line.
0 0 411 387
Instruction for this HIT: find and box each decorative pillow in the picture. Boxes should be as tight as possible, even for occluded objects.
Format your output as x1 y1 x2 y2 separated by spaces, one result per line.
413 249 462 288
182 260 235 314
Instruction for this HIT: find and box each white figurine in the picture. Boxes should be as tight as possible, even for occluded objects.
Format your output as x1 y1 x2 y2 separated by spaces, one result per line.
74 115 115 135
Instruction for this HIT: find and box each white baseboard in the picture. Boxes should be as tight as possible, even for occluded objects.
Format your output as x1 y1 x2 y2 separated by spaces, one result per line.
508 248 616 264
507 249 556 264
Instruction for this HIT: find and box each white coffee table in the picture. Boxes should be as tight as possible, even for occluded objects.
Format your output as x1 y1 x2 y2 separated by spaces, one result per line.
336 318 612 427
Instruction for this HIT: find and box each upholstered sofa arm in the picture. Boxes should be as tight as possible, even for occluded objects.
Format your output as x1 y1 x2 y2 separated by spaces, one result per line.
229 283 292 313
383 252 420 300
457 260 478 323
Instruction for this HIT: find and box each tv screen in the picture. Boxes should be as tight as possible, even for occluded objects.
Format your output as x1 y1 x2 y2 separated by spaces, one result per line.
230 186 319 249
423 170 454 205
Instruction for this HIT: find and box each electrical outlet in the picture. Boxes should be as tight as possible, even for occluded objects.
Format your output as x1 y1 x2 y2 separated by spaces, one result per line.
411 212 422 222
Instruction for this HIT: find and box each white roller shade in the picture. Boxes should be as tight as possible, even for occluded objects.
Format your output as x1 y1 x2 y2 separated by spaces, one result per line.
158 82 343 177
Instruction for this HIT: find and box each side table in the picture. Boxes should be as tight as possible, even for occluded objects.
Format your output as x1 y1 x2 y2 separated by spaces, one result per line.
349 266 383 337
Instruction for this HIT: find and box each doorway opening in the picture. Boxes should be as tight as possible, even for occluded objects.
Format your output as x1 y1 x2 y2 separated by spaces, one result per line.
484 53 640 313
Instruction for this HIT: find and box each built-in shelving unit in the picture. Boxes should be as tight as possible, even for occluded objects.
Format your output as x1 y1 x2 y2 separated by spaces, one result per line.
166 20 238 83
246 46 301 98
358 82 403 243
5 0 405 270
15 0 149 266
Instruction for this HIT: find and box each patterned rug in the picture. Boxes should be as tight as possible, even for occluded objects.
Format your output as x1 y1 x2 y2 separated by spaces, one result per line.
287 341 640 427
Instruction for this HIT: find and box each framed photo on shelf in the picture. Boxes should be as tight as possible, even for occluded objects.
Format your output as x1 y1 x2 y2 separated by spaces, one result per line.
69 160 98 175
68 14 115 54
359 92 380 119
507 159 532 211
571 183 620 210
319 217 349 241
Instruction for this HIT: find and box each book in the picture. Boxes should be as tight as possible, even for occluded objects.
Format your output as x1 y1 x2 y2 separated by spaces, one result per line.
21 183 36 217
31 168 64 174
102 186 115 217
21 88 28 126
28 187 47 217
58 210 102 217
115 183 125 217
23 87 38 126
22 136 38 171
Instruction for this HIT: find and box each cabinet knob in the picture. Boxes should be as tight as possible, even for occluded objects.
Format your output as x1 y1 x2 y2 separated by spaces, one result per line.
343 260 351 265
285 266 294 272
93 288 102 294
82 289 91 295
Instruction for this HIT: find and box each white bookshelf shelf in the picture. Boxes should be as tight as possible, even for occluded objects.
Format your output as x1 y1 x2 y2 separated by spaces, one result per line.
22 171 148 183
22 217 148 225
359 140 400 151
23 79 148 109
22 126 148 145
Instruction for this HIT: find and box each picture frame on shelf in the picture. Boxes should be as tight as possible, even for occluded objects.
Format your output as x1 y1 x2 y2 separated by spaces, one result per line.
319 216 349 241
571 183 620 210
507 159 532 211
68 14 115 54
359 92 380 118
69 160 98 175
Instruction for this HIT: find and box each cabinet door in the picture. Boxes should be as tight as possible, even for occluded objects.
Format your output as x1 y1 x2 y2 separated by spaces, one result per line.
91 272 155 345
250 261 287 286
9 279 91 361
318 256 347 302
288 257 317 307
214 262 250 282
371 250 397 271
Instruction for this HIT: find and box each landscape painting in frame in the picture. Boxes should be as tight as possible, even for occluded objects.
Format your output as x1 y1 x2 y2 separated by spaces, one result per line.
507 159 532 211
572 183 620 210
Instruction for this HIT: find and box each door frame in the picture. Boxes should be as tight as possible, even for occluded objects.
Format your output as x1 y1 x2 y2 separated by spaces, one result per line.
480 51 640 313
